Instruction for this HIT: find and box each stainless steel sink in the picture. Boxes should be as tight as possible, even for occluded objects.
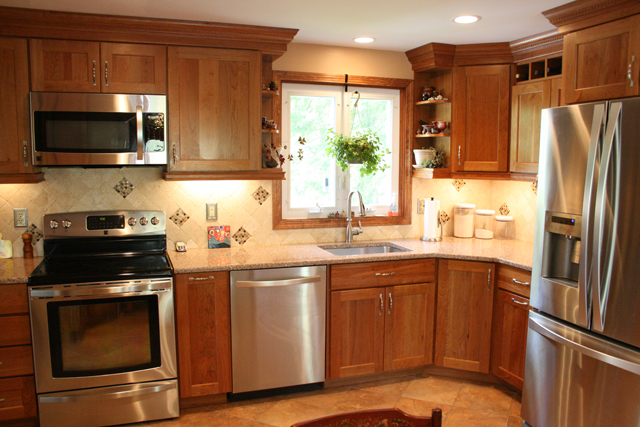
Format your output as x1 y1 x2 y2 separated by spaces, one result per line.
318 243 411 256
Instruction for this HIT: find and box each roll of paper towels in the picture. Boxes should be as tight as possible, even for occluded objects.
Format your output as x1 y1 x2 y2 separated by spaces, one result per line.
422 198 441 241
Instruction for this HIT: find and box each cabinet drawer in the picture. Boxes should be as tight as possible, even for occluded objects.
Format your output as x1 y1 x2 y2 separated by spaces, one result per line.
0 346 33 378
0 376 37 421
497 265 531 298
0 284 28 315
331 259 436 290
0 316 31 347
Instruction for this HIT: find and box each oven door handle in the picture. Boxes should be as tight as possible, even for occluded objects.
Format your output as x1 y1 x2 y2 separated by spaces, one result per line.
136 105 144 161
30 281 170 298
39 382 175 403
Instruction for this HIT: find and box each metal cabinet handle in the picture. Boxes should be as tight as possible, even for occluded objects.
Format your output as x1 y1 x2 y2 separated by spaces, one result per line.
375 272 396 276
136 105 144 161
104 61 109 87
92 61 96 86
511 298 528 306
628 55 635 88
388 292 393 314
172 143 177 165
0 398 5 402
487 268 491 291
236 276 321 288
40 382 175 403
512 278 530 286
188 276 215 281
23 141 28 167
379 293 383 316
458 145 461 166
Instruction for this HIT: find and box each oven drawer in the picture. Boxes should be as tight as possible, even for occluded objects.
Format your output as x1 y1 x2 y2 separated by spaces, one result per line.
0 346 34 378
497 265 531 298
0 315 31 347
331 259 436 290
0 376 37 421
0 284 28 315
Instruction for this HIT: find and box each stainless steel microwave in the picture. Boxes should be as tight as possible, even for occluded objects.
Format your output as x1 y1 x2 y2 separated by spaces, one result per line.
30 92 167 166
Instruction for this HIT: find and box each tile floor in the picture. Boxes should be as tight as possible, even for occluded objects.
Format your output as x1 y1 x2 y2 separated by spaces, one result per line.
137 374 523 427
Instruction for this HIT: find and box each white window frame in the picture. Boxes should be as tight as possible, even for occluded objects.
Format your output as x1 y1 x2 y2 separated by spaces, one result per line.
281 83 400 219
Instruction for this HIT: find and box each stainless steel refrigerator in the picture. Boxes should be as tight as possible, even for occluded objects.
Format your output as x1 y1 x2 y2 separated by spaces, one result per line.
522 97 640 427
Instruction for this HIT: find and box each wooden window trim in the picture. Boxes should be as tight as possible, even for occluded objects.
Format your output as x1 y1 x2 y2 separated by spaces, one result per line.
271 71 413 230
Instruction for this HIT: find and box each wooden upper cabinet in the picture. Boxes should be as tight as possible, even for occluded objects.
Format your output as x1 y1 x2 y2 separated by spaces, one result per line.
30 39 166 94
0 37 42 182
436 259 495 374
510 79 554 174
452 64 511 172
100 43 166 94
174 272 232 398
563 14 640 104
167 46 262 172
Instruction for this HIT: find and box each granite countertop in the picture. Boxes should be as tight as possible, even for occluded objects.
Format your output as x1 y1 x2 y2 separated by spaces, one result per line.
169 237 534 274
0 257 44 284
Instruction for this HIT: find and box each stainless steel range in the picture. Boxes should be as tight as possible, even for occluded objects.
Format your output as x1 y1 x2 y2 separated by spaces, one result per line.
28 210 178 427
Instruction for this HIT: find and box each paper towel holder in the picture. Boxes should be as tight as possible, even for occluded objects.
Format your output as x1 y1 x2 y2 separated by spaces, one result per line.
421 205 443 242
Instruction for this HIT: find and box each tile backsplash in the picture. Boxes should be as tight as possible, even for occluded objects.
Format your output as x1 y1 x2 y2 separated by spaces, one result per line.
0 167 537 257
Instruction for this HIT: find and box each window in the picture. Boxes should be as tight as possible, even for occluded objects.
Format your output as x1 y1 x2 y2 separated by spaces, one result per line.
271 72 412 230
281 84 400 219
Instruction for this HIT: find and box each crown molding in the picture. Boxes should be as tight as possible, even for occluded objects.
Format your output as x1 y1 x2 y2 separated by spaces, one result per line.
453 43 513 66
509 30 563 62
405 43 456 71
543 0 640 34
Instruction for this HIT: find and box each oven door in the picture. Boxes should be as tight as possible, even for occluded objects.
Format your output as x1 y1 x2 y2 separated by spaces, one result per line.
29 278 177 394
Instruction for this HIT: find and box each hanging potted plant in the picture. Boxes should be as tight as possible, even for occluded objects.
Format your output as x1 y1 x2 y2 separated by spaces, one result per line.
325 128 390 177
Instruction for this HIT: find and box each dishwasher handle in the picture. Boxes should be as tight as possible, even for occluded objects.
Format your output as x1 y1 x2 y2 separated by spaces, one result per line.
235 276 322 288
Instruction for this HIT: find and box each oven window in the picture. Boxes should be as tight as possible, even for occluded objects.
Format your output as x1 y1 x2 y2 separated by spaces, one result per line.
34 111 136 153
47 295 161 377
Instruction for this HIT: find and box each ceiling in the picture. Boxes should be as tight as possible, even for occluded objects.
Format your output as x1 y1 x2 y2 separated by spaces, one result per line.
0 0 573 52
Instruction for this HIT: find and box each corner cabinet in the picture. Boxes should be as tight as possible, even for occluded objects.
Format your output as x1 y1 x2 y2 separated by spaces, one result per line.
165 46 262 176
563 14 640 104
435 260 495 373
328 259 436 379
174 272 232 398
0 37 43 184
452 65 510 173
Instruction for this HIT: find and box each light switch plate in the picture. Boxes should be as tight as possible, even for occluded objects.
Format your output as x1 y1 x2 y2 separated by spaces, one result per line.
417 198 426 214
13 208 28 227
206 203 218 220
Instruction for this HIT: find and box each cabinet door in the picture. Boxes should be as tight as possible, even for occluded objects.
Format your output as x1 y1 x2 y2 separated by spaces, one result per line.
100 43 167 94
175 272 231 398
167 46 261 172
563 15 640 104
0 37 39 179
436 260 495 373
0 376 36 422
510 80 551 174
452 64 510 172
329 288 385 378
384 283 435 371
30 39 100 92
491 289 529 390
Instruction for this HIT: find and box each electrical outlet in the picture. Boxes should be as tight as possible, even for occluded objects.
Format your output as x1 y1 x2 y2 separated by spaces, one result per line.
14 208 28 227
417 198 426 214
206 203 218 220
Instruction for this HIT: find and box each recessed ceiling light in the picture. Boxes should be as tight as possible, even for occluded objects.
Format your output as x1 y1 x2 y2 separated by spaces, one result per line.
453 15 480 24
354 37 375 43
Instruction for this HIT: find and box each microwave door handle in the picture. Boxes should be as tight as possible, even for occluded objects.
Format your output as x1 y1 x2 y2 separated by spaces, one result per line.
136 105 144 161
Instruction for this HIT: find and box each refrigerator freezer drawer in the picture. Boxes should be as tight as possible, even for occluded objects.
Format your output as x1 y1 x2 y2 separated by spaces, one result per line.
522 311 640 427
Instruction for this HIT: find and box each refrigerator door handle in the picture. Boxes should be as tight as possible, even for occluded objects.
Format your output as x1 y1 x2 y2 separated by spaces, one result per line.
592 102 622 333
578 103 606 328
529 313 640 376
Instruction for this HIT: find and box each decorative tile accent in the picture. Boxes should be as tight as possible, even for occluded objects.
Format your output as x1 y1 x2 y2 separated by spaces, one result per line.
114 178 135 198
418 198 426 214
440 211 450 226
27 224 43 244
252 186 270 205
169 208 190 227
531 177 538 195
452 179 466 192
232 227 251 245
499 203 511 216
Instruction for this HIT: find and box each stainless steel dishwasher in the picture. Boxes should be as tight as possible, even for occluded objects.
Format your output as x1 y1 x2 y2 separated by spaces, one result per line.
230 266 326 393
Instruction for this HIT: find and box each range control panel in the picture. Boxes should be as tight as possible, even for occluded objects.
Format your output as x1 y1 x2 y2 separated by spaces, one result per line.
43 210 165 239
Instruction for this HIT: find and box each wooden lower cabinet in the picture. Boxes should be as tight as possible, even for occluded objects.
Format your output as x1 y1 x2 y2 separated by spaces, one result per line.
435 260 495 373
490 289 529 390
329 282 436 379
0 376 37 422
175 272 232 398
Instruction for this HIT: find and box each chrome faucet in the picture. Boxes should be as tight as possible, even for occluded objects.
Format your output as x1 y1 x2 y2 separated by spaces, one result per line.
346 191 366 243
